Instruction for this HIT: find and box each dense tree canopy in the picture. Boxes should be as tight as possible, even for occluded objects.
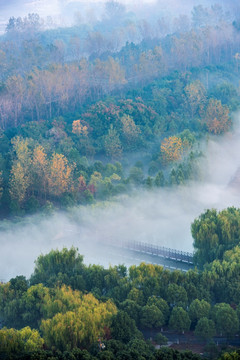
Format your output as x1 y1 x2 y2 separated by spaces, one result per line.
30 247 85 288
192 207 240 267
1 242 240 358
1 1 240 358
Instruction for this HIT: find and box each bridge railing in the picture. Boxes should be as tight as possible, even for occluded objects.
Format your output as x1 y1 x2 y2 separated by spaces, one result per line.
121 240 194 264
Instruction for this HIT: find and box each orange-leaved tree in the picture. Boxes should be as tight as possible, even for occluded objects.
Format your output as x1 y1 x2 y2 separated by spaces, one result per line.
205 98 231 135
48 153 72 197
160 136 183 164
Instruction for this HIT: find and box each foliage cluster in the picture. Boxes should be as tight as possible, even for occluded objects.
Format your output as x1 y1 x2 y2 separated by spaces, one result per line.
0 1 239 217
1 240 240 357
192 207 240 266
1 2 240 358
0 70 236 217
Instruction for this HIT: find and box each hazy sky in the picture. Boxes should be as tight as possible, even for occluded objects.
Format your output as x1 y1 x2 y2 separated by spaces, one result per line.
0 0 230 29
0 0 157 30
0 0 233 19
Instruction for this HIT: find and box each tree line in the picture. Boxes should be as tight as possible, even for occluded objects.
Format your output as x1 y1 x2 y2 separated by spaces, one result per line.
0 2 240 129
0 68 237 217
1 220 240 359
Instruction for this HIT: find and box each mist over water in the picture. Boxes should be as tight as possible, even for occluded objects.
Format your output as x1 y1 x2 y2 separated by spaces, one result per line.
1 114 240 281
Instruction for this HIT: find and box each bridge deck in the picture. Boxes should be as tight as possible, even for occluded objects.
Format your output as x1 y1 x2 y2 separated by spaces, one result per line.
121 241 194 264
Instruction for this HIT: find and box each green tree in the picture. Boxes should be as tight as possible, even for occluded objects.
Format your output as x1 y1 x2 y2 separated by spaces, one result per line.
85 264 106 294
127 339 155 359
104 125 122 160
140 305 165 329
121 114 141 150
169 307 191 334
0 279 28 329
120 299 141 325
128 166 144 185
30 247 85 288
210 82 237 106
154 333 168 346
155 347 202 360
154 171 165 187
166 284 188 308
127 288 144 306
147 296 169 324
9 275 28 295
212 303 239 337
192 207 240 267
219 350 240 360
189 299 211 324
110 311 142 343
21 284 49 328
194 317 215 340
145 176 153 189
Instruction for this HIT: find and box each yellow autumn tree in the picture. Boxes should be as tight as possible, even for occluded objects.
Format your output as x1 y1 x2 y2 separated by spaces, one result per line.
32 145 48 198
11 136 31 168
89 171 102 187
42 285 83 319
9 137 31 204
0 327 44 354
48 153 72 197
9 163 29 204
41 293 117 350
72 119 88 136
160 136 183 164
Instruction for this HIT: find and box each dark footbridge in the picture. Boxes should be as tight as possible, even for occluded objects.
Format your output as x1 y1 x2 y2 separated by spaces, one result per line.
109 240 195 272
121 241 194 264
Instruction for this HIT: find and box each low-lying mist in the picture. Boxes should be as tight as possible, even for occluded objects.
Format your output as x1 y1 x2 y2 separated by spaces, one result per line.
1 113 240 282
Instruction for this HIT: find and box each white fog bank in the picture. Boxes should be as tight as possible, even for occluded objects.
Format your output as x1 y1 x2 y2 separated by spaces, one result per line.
1 115 240 281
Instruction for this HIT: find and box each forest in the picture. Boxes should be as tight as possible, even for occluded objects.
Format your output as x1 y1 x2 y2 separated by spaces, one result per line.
1 0 240 359
0 0 239 216
2 231 240 359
